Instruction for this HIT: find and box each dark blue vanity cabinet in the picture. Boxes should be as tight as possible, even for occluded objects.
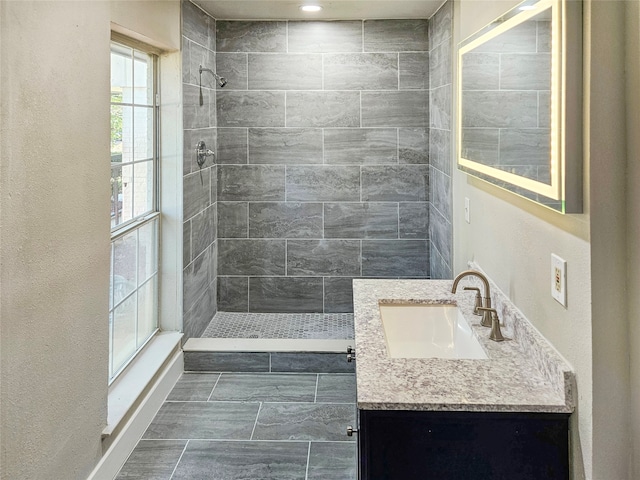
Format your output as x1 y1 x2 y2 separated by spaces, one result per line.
357 409 570 480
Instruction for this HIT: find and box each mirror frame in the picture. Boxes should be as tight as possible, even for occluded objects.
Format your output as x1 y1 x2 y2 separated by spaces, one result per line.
457 0 583 213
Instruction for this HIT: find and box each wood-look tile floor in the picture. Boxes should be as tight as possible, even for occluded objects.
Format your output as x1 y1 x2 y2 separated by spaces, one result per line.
116 372 357 479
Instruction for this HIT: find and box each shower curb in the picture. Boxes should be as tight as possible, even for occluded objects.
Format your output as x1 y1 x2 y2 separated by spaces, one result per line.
182 338 355 373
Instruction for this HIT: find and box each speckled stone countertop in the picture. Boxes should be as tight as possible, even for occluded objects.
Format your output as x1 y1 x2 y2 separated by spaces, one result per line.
353 278 575 413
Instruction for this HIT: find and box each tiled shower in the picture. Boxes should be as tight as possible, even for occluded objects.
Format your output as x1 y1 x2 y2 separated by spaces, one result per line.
182 0 453 340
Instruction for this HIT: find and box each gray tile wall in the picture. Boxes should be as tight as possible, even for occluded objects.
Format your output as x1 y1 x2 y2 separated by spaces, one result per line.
215 19 431 313
182 1 218 338
429 0 454 279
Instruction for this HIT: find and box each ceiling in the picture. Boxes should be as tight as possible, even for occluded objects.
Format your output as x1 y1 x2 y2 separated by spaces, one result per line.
194 0 446 20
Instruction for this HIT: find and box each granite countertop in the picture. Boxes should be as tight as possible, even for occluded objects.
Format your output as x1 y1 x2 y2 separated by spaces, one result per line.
353 279 575 413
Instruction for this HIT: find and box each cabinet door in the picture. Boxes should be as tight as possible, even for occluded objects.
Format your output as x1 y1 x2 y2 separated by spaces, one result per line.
359 410 569 480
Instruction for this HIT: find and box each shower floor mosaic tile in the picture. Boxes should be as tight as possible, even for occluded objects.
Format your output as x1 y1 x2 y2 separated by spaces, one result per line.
201 312 355 340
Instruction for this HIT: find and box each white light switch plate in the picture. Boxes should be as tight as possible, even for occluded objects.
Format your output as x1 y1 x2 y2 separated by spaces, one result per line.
551 254 567 307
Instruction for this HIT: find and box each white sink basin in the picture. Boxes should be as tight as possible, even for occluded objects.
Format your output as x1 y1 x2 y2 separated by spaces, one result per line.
379 304 488 360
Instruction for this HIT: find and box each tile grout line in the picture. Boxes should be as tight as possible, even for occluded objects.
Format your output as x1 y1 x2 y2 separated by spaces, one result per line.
305 441 312 480
206 373 222 402
250 402 263 440
314 374 319 403
169 440 190 480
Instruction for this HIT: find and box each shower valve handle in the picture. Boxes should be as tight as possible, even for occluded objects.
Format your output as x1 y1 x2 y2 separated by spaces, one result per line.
195 141 215 167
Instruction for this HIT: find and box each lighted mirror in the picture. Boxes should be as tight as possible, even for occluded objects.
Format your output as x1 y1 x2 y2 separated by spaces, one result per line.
457 0 582 213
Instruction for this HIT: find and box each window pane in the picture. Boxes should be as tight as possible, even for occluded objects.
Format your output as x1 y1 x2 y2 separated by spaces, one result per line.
109 311 114 378
111 166 123 229
133 161 153 218
138 219 158 284
112 294 137 374
120 105 134 164
111 45 133 104
137 276 158 348
109 243 115 311
110 104 124 162
133 107 154 161
120 164 134 225
113 230 137 306
133 51 153 106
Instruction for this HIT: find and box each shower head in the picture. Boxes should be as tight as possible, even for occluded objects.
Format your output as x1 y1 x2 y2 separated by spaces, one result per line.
199 65 227 88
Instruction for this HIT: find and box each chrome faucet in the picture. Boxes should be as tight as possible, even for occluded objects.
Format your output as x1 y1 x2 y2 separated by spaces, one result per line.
451 270 493 328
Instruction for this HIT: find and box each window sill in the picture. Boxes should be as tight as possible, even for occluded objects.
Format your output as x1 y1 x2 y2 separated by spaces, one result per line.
103 331 182 438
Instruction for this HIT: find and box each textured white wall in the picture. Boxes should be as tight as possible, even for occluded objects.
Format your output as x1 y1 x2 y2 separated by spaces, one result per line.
0 2 112 478
0 1 180 478
455 1 631 478
626 0 640 477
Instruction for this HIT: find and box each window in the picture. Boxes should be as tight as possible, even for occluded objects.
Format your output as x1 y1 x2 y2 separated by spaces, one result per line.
109 41 159 382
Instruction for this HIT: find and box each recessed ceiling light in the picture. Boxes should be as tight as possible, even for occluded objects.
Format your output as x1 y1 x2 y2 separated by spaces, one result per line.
300 5 323 12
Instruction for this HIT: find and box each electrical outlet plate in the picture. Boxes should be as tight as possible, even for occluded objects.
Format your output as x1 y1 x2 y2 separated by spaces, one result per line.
551 254 567 307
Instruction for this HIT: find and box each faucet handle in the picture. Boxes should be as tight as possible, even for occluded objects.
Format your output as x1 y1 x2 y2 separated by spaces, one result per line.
477 307 505 342
463 287 483 316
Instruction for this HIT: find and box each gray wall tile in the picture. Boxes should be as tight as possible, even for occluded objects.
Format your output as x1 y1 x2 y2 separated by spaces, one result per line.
217 276 249 312
324 129 397 165
183 248 211 312
324 277 355 313
324 203 398 239
218 239 285 276
429 128 451 175
184 170 211 221
184 83 213 129
286 91 360 128
288 21 362 53
399 128 429 164
217 202 248 238
184 351 270 372
249 54 322 90
430 84 451 130
217 21 286 52
399 52 429 90
216 53 248 90
217 91 285 127
362 165 429 201
249 277 323 312
362 91 429 127
188 41 214 87
191 204 216 260
430 241 452 280
182 36 191 84
182 1 210 48
218 165 285 201
429 204 451 267
429 38 452 89
217 128 247 164
269 354 355 373
539 91 551 128
287 240 361 276
429 0 452 48
399 202 429 239
362 240 429 277
183 279 217 339
537 20 551 52
249 202 323 238
430 167 452 220
286 166 360 202
324 53 398 90
249 128 323 165
184 128 216 174
364 20 429 52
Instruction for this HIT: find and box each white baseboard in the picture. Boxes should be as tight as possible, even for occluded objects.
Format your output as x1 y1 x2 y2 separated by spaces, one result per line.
86 350 183 480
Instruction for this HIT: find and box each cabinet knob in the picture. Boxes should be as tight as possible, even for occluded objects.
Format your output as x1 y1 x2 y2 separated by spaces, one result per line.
347 425 358 436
